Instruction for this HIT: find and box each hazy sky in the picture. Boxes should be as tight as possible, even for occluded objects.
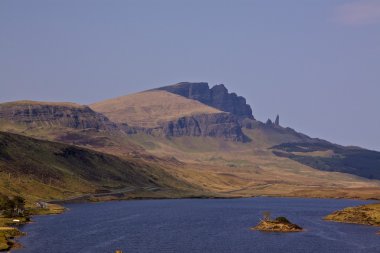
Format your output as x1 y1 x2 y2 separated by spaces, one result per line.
1 0 380 150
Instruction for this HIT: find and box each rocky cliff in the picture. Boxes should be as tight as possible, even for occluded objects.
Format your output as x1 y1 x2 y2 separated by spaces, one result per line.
0 101 116 130
160 113 248 141
125 112 249 142
154 82 254 119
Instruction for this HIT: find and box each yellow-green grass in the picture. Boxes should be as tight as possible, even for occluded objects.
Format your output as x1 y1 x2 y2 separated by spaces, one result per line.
0 223 24 251
0 227 22 251
28 203 66 216
325 203 380 226
0 131 207 204
125 134 380 200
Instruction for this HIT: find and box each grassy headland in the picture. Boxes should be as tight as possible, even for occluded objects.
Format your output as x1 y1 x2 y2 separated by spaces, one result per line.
324 203 380 234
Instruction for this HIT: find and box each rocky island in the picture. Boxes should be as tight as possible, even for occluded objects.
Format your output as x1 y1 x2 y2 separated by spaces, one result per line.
252 215 303 233
324 203 380 235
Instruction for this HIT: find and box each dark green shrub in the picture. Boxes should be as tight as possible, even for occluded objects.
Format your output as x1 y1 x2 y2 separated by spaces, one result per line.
275 216 291 224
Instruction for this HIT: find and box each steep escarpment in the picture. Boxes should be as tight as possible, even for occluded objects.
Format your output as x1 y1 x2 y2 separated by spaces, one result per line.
154 82 253 118
159 113 248 141
123 113 249 142
0 101 116 131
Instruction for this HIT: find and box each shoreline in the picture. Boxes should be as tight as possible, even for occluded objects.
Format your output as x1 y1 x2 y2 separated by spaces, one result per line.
48 190 380 205
0 204 65 252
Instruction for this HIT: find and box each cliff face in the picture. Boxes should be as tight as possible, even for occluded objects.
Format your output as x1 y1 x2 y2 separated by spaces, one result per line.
160 113 248 142
125 112 249 142
0 101 116 130
155 82 254 119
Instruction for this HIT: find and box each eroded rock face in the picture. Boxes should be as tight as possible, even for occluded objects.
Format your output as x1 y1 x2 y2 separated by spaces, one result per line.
160 113 248 142
0 101 116 130
155 82 254 119
125 112 249 142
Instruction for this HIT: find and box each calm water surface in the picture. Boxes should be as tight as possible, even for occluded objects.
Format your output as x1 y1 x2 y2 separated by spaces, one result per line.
16 198 380 253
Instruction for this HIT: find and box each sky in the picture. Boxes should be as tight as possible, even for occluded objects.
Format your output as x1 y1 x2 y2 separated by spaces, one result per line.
0 0 380 150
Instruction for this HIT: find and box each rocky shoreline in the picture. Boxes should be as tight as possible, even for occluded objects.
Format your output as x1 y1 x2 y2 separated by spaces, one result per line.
0 203 65 252
324 203 380 235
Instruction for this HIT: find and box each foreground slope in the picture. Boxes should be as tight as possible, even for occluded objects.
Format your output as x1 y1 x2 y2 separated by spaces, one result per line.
0 131 208 202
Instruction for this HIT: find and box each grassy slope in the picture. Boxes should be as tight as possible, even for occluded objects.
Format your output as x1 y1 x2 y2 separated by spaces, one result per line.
89 90 221 127
272 142 380 180
125 130 380 200
0 131 208 203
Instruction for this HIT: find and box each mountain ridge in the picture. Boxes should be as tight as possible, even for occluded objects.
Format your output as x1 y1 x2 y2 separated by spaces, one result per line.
1 82 380 201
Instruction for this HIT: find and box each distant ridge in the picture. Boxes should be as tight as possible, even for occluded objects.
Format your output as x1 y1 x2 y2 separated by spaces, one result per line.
0 100 116 130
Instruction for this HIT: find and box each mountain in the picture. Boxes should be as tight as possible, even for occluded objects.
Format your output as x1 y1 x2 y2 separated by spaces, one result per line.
90 88 249 141
1 82 380 201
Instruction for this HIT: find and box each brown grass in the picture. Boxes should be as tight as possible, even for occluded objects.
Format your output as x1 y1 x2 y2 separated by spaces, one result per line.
90 90 221 127
0 100 85 108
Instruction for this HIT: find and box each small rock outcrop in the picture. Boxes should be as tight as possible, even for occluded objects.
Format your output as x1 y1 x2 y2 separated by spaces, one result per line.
275 115 280 126
252 216 303 232
266 119 273 125
0 101 116 131
155 82 254 119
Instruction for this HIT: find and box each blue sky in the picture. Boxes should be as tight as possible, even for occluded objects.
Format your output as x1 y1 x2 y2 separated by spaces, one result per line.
1 0 380 150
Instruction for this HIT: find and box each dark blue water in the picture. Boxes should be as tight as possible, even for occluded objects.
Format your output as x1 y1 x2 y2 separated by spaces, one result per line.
16 198 380 253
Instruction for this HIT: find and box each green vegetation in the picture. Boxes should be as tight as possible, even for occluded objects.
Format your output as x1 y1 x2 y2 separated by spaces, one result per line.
275 216 291 224
0 194 25 218
0 192 65 251
0 194 28 251
0 131 204 202
0 227 23 251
